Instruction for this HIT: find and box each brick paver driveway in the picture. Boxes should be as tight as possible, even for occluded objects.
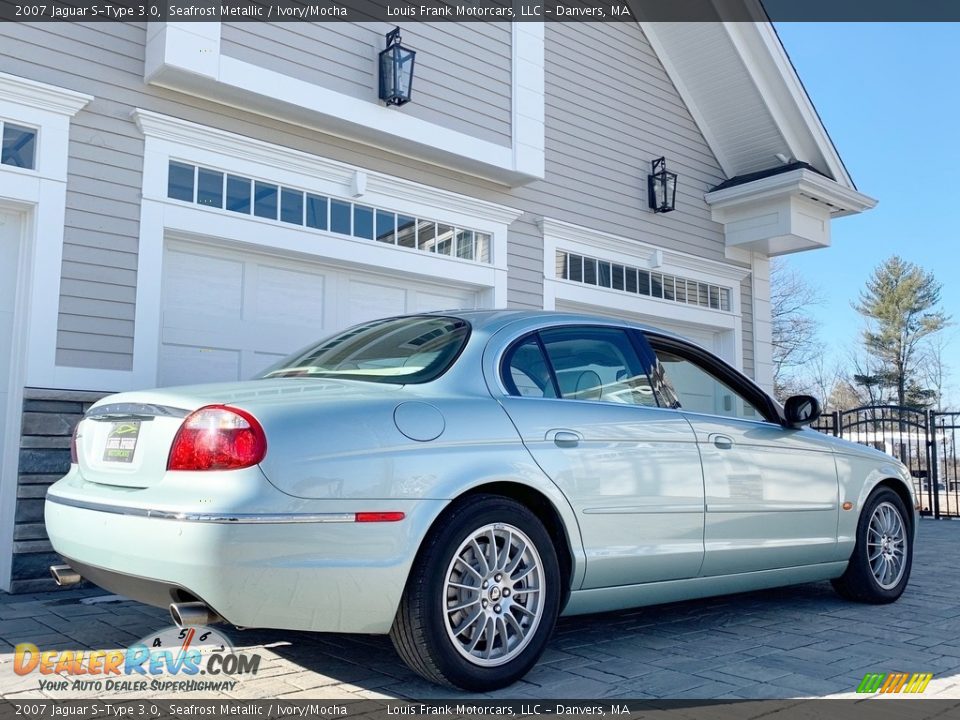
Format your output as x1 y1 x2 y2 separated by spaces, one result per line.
3 520 960 700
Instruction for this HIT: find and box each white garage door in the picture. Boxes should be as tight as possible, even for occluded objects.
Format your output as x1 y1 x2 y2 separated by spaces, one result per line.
159 240 481 387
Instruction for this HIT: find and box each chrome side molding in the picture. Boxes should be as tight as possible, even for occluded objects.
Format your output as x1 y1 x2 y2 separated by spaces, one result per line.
46 493 356 524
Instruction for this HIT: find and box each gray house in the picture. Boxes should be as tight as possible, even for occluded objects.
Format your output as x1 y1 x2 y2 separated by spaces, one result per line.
0 19 875 592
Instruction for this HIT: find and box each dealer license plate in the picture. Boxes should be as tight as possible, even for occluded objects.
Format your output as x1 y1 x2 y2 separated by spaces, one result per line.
102 420 141 463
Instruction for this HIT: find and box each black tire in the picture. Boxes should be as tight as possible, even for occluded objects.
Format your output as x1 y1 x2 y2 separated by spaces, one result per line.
389 494 561 691
831 487 913 603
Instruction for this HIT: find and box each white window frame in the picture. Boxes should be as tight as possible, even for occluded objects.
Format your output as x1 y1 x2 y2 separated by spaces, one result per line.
144 22 545 186
116 109 521 393
540 217 750 370
0 72 91 592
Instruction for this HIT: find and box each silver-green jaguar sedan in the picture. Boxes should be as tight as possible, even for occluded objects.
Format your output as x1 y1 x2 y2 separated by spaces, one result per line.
45 310 917 690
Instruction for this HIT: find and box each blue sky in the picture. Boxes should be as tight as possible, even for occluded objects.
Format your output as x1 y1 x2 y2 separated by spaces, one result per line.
772 23 960 398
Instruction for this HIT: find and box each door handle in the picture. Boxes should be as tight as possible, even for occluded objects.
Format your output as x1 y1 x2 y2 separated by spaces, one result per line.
548 429 582 448
710 433 734 449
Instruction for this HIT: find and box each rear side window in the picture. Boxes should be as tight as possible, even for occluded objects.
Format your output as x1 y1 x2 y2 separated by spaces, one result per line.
502 336 558 398
501 327 658 407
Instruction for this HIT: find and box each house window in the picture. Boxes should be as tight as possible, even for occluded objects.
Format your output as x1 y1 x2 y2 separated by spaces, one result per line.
0 121 37 170
556 250 732 312
166 160 494 265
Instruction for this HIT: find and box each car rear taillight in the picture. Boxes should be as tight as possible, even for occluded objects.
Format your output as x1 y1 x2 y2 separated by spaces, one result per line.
167 405 267 471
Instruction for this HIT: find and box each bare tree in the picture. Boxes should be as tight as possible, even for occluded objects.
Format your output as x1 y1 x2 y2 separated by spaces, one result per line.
806 354 845 409
828 377 865 411
770 258 822 399
920 333 954 411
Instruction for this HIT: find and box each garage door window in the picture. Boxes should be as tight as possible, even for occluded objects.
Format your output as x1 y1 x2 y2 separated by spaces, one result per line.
167 160 493 264
556 250 731 312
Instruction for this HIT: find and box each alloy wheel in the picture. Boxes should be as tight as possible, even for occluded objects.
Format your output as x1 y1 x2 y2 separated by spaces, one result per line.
867 500 908 590
442 523 545 667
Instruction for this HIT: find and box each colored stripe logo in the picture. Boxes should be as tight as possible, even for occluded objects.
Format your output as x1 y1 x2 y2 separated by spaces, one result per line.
857 672 932 694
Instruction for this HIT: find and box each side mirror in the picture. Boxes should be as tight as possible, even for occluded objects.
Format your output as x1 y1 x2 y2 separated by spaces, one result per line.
784 395 822 428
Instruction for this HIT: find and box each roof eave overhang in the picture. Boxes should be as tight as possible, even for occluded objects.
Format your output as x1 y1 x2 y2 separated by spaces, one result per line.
640 14 860 192
704 168 877 257
706 168 877 216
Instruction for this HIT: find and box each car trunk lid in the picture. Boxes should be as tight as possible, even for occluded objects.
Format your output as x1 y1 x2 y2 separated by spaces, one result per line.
76 402 190 488
74 378 399 489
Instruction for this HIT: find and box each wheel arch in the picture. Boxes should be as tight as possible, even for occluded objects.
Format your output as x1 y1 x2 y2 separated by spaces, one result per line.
405 480 581 614
874 477 918 535
460 482 575 612
832 474 916 603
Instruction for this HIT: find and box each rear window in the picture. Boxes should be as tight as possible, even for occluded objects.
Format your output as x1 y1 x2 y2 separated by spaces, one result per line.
259 316 470 384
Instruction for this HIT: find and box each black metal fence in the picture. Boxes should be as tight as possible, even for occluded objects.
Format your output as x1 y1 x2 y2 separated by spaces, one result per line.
812 406 960 519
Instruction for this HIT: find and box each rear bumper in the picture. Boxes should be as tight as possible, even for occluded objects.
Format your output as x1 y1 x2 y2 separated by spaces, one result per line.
44 469 446 634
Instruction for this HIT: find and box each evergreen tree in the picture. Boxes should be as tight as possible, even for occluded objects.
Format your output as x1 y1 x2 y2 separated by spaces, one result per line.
853 256 950 408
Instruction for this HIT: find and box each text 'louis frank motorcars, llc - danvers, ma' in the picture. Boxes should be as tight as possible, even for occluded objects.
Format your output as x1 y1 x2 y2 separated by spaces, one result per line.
44 311 918 691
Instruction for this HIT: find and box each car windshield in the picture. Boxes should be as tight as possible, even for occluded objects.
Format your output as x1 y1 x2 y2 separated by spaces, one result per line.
259 316 470 384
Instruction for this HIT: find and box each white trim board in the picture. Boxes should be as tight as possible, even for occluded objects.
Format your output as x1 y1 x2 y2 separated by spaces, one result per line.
144 22 545 186
0 72 91 592
750 253 774 393
133 110 524 227
0 205 30 595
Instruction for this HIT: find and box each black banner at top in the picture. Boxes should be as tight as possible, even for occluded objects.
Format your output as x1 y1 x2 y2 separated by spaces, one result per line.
2 0 960 21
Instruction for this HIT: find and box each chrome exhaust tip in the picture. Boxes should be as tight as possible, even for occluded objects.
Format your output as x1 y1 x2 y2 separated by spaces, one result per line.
170 601 222 627
50 564 82 587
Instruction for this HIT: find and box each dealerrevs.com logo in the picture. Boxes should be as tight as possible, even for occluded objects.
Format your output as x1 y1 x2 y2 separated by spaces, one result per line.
13 625 261 693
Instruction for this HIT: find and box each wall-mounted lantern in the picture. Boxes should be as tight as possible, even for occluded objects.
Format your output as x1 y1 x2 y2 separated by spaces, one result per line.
379 27 416 107
648 156 678 213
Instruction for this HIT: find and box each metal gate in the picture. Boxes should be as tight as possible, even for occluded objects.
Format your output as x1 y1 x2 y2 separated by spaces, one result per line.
812 406 960 519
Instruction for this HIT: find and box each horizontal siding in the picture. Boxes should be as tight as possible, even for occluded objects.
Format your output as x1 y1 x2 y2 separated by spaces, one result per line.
0 19 747 373
539 22 727 262
741 277 755 380
507 218 543 310
220 22 512 147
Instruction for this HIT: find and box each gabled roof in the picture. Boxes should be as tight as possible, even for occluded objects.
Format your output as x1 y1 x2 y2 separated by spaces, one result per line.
640 19 858 191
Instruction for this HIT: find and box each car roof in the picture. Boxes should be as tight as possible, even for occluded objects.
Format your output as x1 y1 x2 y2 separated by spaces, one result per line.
420 308 692 343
